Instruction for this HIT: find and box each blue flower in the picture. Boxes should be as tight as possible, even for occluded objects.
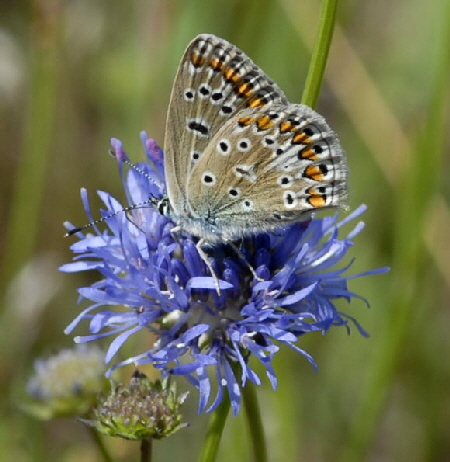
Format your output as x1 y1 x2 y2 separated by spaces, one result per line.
61 132 388 416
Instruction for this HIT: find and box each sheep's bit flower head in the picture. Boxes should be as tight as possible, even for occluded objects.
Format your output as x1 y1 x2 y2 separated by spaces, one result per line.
61 132 387 416
82 370 188 440
25 345 108 419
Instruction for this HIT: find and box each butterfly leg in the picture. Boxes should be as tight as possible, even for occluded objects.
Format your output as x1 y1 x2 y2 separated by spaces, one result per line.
170 229 222 293
169 225 184 246
228 241 264 282
196 239 222 295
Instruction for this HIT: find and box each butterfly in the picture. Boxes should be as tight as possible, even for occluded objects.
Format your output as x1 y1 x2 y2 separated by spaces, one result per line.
159 34 347 243
69 34 348 289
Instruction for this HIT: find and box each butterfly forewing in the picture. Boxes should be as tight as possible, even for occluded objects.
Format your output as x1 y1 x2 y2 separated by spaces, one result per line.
185 103 347 240
164 34 288 216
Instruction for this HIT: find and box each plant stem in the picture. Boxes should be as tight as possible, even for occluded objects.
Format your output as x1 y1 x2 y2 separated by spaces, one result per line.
141 439 153 462
301 0 339 108
198 394 231 462
242 383 267 462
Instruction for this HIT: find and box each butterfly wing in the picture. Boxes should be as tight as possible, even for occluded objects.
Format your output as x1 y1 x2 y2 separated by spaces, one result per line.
185 103 348 241
164 34 288 216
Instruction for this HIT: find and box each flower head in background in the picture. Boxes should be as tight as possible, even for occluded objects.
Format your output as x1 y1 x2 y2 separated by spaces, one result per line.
25 345 108 419
82 370 188 440
61 133 388 415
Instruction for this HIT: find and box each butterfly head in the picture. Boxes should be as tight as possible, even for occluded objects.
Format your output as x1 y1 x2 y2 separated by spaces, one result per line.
154 196 172 218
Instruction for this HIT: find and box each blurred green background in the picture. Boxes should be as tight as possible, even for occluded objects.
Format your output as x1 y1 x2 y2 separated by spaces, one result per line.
1 0 449 461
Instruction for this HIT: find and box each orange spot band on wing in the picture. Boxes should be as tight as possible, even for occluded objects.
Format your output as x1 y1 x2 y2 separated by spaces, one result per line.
224 67 241 84
248 97 264 108
210 58 224 70
280 121 295 133
306 186 324 195
304 165 324 181
292 132 309 144
191 53 206 67
308 195 326 208
299 148 317 160
237 83 253 97
257 115 273 130
238 117 254 127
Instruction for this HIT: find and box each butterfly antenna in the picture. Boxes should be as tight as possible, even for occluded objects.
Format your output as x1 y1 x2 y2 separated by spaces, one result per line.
107 149 165 191
65 197 158 237
66 149 167 237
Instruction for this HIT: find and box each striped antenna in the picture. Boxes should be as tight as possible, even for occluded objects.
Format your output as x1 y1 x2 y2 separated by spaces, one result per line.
65 197 159 236
65 151 164 237
107 149 165 191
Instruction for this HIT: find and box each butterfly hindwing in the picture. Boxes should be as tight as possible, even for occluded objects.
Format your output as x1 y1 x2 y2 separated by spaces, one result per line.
185 103 347 240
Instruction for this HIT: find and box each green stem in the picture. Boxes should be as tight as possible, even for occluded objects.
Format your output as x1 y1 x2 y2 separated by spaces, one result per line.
85 426 114 462
301 0 339 108
242 383 267 462
198 394 231 462
140 439 153 462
